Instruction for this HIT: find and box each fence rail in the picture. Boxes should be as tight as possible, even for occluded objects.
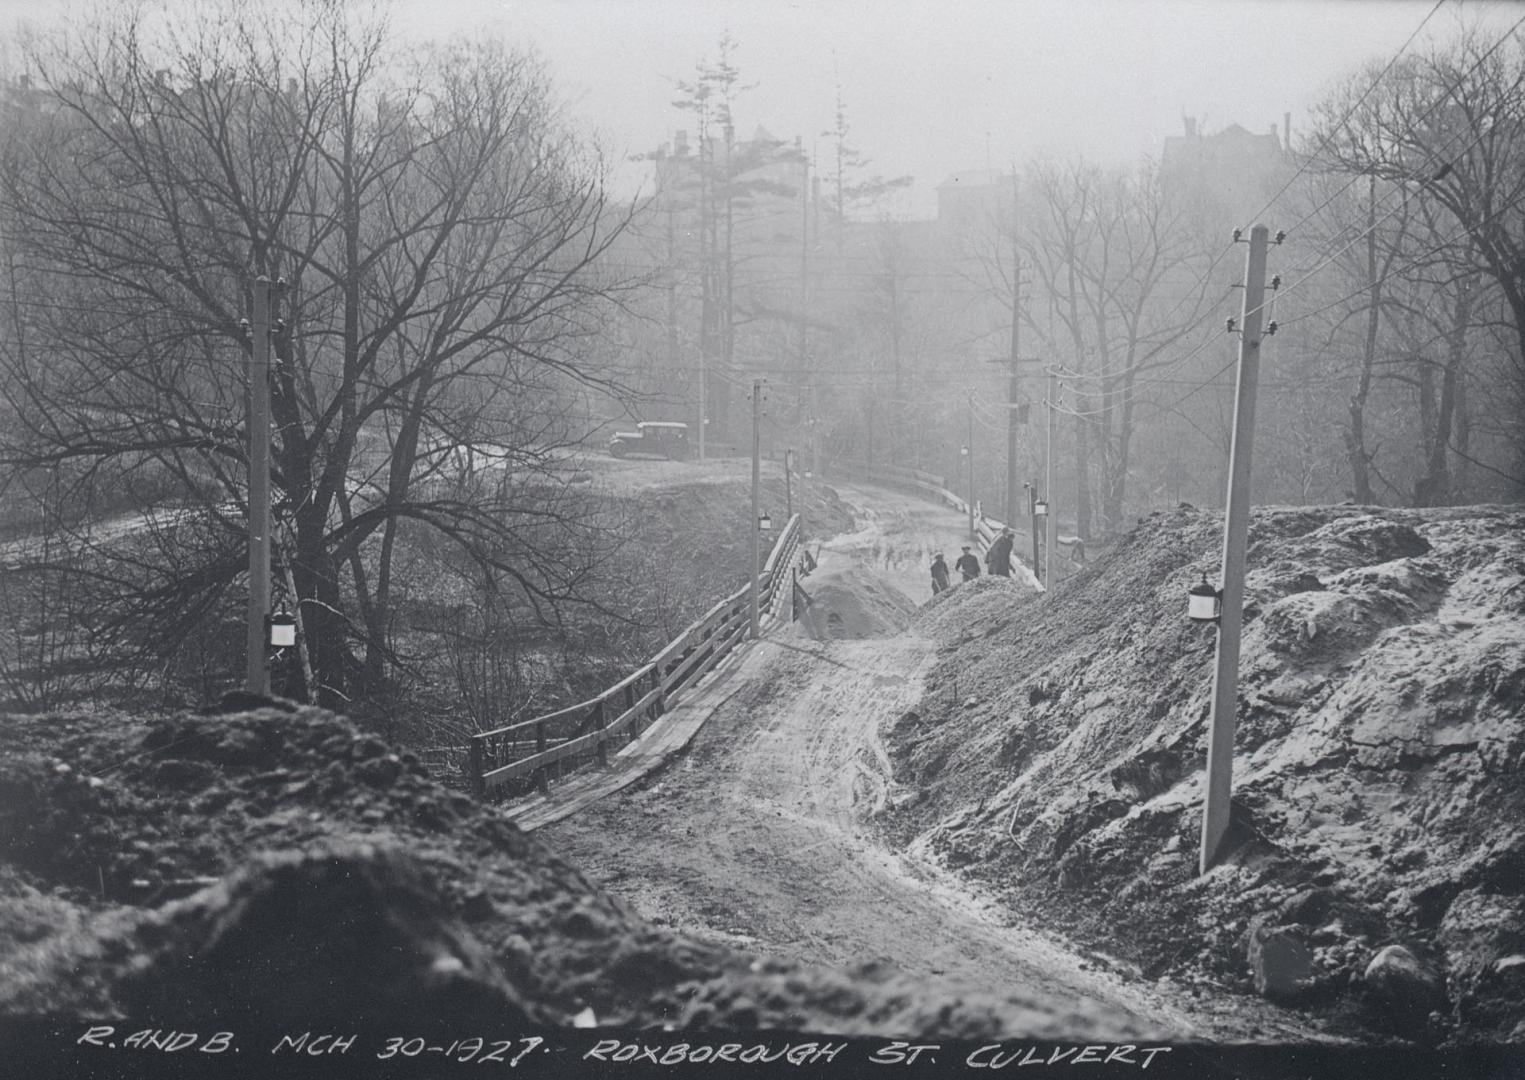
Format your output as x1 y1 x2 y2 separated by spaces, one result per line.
821 458 1085 575
466 514 807 798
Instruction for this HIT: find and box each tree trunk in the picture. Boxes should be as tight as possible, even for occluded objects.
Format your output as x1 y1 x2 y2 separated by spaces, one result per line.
1414 278 1472 507
1344 178 1381 503
1075 414 1094 540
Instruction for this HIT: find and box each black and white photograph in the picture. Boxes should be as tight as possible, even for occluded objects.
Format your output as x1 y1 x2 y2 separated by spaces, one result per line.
0 0 1522 1077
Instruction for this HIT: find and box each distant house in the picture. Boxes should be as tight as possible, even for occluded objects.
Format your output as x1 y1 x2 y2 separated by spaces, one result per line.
1160 116 1289 225
934 169 1016 236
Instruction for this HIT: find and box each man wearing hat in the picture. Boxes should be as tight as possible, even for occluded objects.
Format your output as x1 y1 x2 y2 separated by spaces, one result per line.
955 545 981 582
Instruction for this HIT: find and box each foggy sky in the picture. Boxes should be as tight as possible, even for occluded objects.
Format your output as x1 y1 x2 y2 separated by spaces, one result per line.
6 0 1518 217
392 0 1518 217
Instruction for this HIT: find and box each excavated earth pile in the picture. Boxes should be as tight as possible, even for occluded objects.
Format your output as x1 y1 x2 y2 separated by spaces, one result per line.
797 564 917 641
0 702 1141 1037
885 504 1525 1044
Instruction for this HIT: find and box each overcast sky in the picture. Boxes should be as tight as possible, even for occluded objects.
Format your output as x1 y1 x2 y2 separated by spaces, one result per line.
383 0 1519 217
10 0 1521 217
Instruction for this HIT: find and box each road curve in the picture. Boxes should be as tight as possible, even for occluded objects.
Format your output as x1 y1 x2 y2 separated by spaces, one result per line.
540 485 1316 1040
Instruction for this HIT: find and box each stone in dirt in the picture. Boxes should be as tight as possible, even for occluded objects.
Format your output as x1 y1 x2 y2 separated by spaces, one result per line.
1362 943 1446 1019
1247 923 1313 999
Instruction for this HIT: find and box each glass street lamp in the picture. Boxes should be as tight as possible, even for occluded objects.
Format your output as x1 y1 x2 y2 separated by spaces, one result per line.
758 513 773 531
1034 495 1049 517
1188 574 1221 623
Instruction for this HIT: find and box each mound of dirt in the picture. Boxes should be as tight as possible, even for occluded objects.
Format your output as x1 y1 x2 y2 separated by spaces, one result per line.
0 703 1140 1037
797 565 917 640
884 504 1525 1043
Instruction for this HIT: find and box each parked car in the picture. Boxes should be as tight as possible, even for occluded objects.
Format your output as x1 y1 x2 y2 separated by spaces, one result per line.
608 421 692 460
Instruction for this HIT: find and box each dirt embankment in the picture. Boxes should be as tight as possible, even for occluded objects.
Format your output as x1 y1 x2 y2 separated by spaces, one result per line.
0 702 1093 1035
881 504 1525 1043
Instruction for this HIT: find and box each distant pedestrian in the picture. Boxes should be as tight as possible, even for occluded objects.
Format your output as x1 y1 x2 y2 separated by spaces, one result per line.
986 527 1015 577
930 553 950 595
955 545 981 582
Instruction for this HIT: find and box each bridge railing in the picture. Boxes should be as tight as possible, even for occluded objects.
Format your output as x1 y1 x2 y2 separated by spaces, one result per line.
821 458 1085 578
466 513 806 798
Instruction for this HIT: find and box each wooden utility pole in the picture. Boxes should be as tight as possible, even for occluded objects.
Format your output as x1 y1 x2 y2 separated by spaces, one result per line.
1044 368 1058 592
749 378 764 640
964 396 976 541
1005 174 1021 527
245 275 272 695
1201 224 1270 874
1027 482 1040 578
785 448 794 518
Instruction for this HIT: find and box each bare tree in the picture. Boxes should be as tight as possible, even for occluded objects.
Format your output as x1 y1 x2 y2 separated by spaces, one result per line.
0 3 636 709
1309 32 1525 496
1014 159 1216 537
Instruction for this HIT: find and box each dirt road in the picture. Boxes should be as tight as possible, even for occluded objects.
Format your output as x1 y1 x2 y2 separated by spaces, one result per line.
542 485 1313 1038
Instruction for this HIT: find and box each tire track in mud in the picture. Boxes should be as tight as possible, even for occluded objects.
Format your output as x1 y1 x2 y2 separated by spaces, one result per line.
540 486 1310 1038
548 626 1190 1031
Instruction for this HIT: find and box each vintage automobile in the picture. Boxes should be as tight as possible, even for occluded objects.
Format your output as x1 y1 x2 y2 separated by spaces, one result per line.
608 420 692 460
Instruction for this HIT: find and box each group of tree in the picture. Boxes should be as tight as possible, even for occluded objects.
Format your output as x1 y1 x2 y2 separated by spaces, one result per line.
0 1 640 717
618 22 1525 543
4 11 1523 717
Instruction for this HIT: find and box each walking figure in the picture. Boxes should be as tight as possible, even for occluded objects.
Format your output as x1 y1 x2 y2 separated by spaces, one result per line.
955 545 981 582
986 527 1015 577
930 553 951 595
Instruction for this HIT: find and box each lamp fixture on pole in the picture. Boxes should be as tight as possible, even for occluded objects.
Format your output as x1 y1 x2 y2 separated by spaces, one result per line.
267 606 297 649
1188 574 1222 623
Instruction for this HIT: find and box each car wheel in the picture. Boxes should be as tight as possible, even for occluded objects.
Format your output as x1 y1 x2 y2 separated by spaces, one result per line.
610 442 627 458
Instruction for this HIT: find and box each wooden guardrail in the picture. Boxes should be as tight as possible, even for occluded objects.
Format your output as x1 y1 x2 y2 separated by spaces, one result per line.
466 513 807 798
822 458 1085 579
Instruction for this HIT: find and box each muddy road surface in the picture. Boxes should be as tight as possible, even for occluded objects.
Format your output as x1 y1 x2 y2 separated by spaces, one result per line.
542 485 1317 1039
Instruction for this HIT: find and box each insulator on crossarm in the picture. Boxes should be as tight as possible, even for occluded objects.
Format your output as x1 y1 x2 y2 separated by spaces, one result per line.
1226 317 1237 334
1270 275 1282 290
1265 321 1278 336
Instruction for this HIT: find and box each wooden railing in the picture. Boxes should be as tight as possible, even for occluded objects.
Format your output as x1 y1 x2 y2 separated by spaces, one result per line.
465 513 807 798
822 458 1085 577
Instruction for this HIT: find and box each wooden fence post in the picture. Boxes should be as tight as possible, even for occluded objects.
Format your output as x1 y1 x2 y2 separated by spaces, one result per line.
651 665 666 718
593 698 608 766
468 739 484 799
625 682 638 741
535 720 549 794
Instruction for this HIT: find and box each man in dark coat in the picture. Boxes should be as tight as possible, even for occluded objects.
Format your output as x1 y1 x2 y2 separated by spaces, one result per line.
955 545 981 582
930 553 951 595
986 528 1015 577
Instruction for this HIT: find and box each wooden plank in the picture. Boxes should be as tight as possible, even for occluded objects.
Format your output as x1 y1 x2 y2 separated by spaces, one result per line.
472 697 590 742
484 685 666 790
604 687 663 736
603 663 656 698
661 645 707 694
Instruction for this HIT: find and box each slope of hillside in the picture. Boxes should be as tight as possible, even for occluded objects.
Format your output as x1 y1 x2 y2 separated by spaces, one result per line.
884 504 1525 1043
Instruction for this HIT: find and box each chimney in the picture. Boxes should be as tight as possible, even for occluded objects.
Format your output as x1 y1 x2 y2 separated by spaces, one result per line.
1183 115 1197 138
1283 111 1292 150
674 129 689 157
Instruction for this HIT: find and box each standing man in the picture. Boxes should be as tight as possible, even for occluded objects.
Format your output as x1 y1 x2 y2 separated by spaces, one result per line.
955 545 981 582
986 528 1015 577
930 553 951 595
